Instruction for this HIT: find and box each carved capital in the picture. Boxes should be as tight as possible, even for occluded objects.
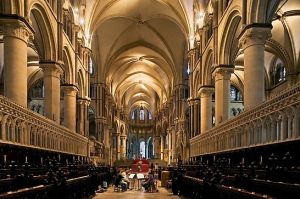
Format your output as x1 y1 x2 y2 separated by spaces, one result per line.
40 61 63 78
61 84 78 96
77 97 91 106
199 86 214 98
212 64 234 81
239 25 272 50
1 19 34 43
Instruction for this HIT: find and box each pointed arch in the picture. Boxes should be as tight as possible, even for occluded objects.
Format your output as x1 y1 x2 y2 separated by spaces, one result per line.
62 47 74 84
30 2 57 61
219 9 242 65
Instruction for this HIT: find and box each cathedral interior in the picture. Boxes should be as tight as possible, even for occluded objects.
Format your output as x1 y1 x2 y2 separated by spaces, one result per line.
0 0 300 198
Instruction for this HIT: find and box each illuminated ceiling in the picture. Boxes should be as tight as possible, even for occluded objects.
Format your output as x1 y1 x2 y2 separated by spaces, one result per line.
88 0 191 114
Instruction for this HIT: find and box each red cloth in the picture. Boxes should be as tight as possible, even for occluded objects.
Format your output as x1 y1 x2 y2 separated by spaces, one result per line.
131 159 149 173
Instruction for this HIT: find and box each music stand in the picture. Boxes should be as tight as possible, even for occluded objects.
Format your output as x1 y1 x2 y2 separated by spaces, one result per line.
128 173 136 190
136 173 144 191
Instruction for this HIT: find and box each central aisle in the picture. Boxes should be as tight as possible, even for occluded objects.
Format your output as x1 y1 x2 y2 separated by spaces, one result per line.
93 185 181 199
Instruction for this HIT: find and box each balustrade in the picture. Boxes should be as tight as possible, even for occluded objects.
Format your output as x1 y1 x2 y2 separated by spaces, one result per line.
0 96 88 156
190 82 300 157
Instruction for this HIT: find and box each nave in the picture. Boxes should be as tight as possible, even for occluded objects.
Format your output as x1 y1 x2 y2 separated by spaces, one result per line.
1 0 300 198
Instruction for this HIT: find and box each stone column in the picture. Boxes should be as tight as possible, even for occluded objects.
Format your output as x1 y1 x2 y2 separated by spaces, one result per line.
199 86 214 133
2 18 33 107
77 98 90 136
160 134 165 160
167 129 172 164
171 128 176 162
239 24 272 109
40 62 63 123
117 133 121 160
62 85 78 132
213 65 234 125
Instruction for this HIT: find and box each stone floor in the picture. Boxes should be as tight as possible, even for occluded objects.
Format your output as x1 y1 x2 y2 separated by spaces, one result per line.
93 181 181 199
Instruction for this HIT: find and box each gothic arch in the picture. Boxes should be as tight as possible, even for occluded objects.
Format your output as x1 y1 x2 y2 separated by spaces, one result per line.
77 69 85 97
202 49 213 85
30 2 57 61
62 47 74 84
219 9 242 65
248 0 281 24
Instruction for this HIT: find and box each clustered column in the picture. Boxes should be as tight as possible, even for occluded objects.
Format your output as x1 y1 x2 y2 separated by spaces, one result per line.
62 84 78 132
213 65 234 125
2 18 33 107
239 25 272 110
199 86 214 133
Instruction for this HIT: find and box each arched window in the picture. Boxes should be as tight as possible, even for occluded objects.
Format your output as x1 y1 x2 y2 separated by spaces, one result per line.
148 112 152 120
29 79 44 98
89 57 94 75
63 8 74 44
131 111 135 120
140 141 145 158
273 62 286 85
140 109 145 120
230 85 243 101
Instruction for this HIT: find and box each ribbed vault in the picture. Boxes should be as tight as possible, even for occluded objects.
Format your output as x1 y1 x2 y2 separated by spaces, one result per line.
89 0 189 115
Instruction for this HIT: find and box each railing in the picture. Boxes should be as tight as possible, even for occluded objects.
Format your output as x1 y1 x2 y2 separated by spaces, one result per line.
0 95 88 156
190 82 300 157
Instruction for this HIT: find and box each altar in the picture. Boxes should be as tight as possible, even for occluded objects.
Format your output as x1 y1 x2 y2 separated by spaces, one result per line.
131 159 150 173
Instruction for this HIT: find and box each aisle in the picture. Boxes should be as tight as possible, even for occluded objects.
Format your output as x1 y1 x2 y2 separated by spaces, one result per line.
93 182 181 199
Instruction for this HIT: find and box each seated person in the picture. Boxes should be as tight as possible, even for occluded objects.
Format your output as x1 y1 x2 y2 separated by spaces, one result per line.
121 170 130 189
142 170 155 192
115 170 128 191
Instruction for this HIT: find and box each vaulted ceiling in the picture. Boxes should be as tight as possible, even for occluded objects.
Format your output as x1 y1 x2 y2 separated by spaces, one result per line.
88 0 191 114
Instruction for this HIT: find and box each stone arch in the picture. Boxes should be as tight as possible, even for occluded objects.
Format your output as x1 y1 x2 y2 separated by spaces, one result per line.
77 69 85 97
202 49 213 85
248 0 281 24
120 125 125 135
0 0 23 15
62 47 74 84
194 70 201 97
265 39 294 74
219 9 242 65
30 2 57 61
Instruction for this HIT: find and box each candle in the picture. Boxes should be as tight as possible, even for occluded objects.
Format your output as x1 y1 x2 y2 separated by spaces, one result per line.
25 156 28 163
4 155 6 163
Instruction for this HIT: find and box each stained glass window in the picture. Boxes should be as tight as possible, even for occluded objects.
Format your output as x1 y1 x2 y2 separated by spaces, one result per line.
140 110 145 120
